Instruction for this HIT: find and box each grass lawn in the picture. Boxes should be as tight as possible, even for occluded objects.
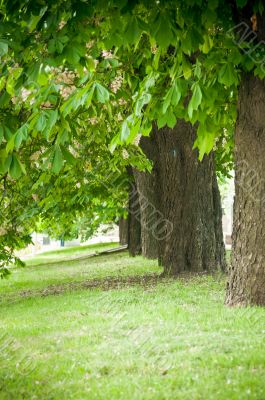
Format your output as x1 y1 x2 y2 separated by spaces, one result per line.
0 244 264 400
23 242 119 267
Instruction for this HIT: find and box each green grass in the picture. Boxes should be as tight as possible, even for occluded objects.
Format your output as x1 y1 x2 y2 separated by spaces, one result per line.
0 246 264 400
23 242 119 267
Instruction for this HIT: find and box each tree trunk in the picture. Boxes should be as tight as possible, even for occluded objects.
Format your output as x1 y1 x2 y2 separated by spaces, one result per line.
132 121 226 273
154 121 226 275
213 175 227 271
226 75 265 306
133 135 159 259
127 169 142 256
119 217 128 246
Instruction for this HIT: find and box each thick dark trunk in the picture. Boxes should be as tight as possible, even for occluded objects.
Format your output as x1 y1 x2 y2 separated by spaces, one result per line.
226 75 265 306
119 217 128 246
154 121 226 275
132 121 225 274
127 170 142 256
133 136 159 259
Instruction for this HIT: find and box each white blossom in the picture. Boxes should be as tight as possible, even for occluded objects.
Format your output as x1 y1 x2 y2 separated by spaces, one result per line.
58 20 66 30
0 227 7 236
88 117 98 125
118 97 127 106
102 50 113 59
122 149 129 159
110 74 123 93
21 88 31 101
133 133 142 146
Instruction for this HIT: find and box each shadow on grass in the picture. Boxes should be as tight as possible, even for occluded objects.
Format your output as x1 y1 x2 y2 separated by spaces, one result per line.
0 273 162 306
0 270 226 307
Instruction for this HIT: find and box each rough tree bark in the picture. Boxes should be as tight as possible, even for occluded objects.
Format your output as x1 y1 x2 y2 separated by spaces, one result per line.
133 135 159 259
226 75 265 306
225 6 265 306
154 121 226 275
133 121 226 274
119 217 128 246
127 168 142 257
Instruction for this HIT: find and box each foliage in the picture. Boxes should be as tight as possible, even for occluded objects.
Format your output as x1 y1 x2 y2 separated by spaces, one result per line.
0 0 264 267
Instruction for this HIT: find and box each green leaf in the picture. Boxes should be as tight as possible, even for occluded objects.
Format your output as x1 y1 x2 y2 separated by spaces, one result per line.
135 92 151 116
141 122 152 137
0 126 3 145
14 124 28 149
6 135 15 154
0 40 8 56
182 57 192 80
0 149 8 174
48 36 68 54
6 68 23 96
124 16 141 44
162 81 181 114
94 83 110 103
236 0 248 7
109 135 121 153
120 119 130 142
0 91 11 108
28 6 47 32
86 56 96 72
254 64 265 80
4 126 12 141
218 63 238 87
158 109 176 129
9 154 25 179
36 112 47 132
46 109 58 131
0 77 5 92
182 33 192 55
166 109 176 129
201 35 213 54
152 47 161 70
202 9 217 28
61 146 76 165
157 114 167 129
188 84 202 118
52 146 63 174
64 45 81 65
194 123 217 160
154 15 174 49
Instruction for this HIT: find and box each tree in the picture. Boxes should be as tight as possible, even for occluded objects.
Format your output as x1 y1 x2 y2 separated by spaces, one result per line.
119 216 128 246
127 168 142 256
225 5 265 305
0 0 264 304
134 127 226 273
133 134 159 260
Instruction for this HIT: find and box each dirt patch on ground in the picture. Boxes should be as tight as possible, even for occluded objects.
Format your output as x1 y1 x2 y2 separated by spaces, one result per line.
0 273 165 305
1 271 223 306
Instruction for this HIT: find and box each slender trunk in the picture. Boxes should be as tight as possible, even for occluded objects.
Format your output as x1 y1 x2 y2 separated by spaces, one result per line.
226 75 265 306
127 169 142 256
213 175 227 270
154 121 226 275
119 217 128 246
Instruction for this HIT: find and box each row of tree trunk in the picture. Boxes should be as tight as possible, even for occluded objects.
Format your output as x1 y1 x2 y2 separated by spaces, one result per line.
121 120 226 274
120 91 265 306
